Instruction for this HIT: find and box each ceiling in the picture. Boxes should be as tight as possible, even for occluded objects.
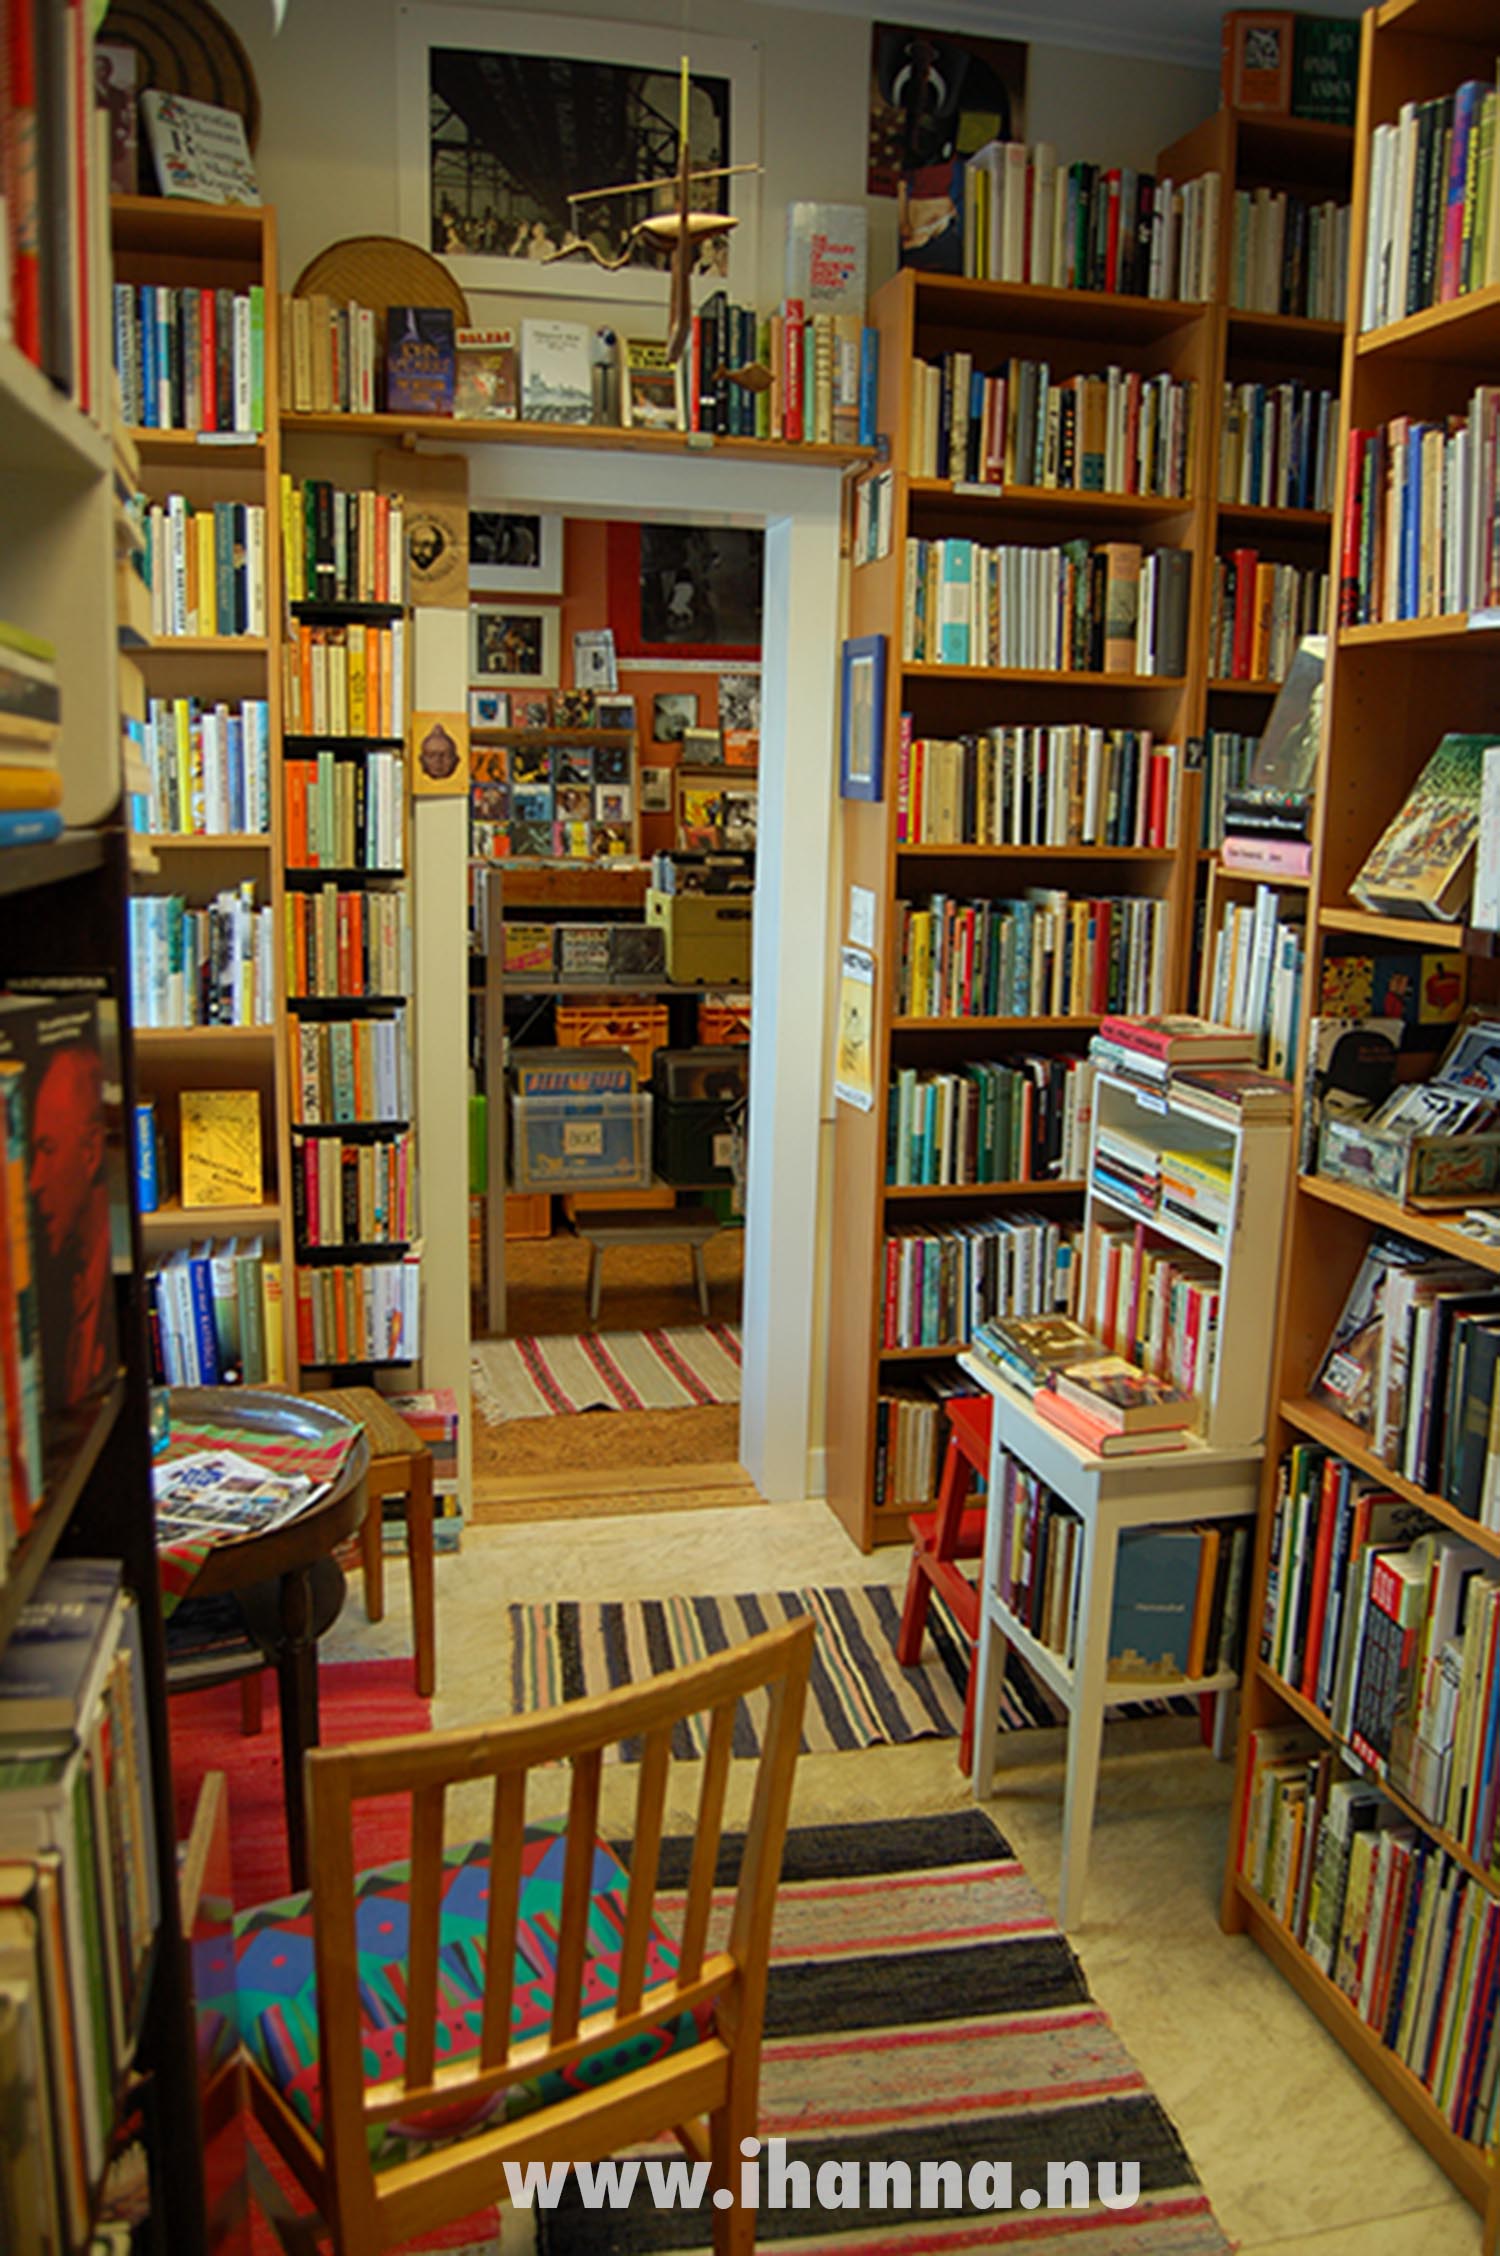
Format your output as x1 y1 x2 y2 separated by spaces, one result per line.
769 0 1366 72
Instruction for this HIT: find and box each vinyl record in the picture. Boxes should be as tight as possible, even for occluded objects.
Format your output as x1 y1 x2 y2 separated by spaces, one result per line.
99 0 260 149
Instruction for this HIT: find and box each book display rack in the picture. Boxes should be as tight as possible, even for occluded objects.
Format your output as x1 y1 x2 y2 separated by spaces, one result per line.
1223 5 1500 2241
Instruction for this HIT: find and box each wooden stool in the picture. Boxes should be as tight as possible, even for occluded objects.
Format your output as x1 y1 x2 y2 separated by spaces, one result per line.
302 1386 437 1698
571 1204 719 1324
896 1391 992 1774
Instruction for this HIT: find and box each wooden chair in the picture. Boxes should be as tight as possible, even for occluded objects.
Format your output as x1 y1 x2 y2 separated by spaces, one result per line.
896 1391 992 1773
230 1615 814 2256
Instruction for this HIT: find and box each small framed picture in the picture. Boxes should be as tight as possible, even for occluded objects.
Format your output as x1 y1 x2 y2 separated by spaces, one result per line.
472 603 560 688
718 671 760 732
468 688 509 729
468 508 563 594
653 691 698 744
640 765 672 813
554 687 595 727
840 634 886 802
513 693 552 730
682 726 723 766
596 692 636 732
572 629 618 692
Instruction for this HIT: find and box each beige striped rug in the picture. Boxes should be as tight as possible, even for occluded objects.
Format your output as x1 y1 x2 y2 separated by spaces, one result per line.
471 1323 742 1423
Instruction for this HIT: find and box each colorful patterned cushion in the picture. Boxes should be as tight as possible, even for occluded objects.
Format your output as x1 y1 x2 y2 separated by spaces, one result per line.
208 1825 707 2167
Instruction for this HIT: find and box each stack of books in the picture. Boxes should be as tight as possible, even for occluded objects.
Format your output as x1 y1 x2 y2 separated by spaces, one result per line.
1088 1013 1261 1087
936 141 1219 300
1228 189 1351 321
1199 730 1260 851
1033 1354 1198 1456
282 622 407 739
1218 380 1338 514
0 623 64 848
387 1387 463 1551
902 536 1191 677
142 498 268 639
1339 394 1500 626
886 1055 1094 1188
895 892 1169 1021
907 356 1195 496
895 723 1182 849
146 1238 284 1387
1091 1118 1163 1221
1159 1145 1235 1237
970 1310 1106 1392
138 695 271 838
127 887 274 1028
879 1213 1081 1350
112 281 267 434
1209 550 1330 682
1361 80 1500 334
279 479 407 606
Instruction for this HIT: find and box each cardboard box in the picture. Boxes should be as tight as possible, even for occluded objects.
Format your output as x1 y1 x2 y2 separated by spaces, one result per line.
646 888 753 985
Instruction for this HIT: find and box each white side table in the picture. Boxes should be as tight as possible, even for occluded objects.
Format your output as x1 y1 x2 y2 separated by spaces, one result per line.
963 1352 1262 1930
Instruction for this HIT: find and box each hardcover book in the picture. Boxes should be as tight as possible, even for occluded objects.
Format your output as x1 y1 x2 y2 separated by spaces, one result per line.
1109 1527 1205 1677
521 321 593 426
384 307 456 417
1349 733 1493 922
454 328 519 420
786 203 868 314
1051 1355 1196 1432
179 1089 262 1209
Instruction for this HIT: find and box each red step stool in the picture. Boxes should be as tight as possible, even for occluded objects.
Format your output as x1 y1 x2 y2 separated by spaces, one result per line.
896 1390 993 1773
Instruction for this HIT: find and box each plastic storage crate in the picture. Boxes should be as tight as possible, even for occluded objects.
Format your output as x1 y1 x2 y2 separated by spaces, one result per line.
512 1091 652 1191
555 1000 670 1085
697 993 751 1045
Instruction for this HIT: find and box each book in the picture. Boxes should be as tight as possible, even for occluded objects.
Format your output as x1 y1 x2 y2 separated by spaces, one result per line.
178 1089 262 1209
971 1313 1106 1390
785 203 867 316
619 338 684 432
1221 12 1295 113
1031 1386 1189 1457
384 306 455 416
520 319 593 426
1097 1014 1260 1067
1051 1355 1196 1432
453 327 518 420
0 1559 121 1740
1109 1527 1208 1676
1471 743 1500 932
140 90 258 205
1350 734 1492 922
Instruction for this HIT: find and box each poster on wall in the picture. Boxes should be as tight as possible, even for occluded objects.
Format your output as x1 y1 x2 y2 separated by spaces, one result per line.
396 8 761 308
609 523 763 661
833 946 876 1112
868 21 1028 273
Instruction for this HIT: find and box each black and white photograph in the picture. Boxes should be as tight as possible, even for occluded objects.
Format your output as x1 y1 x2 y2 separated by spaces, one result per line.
398 12 760 306
639 524 764 651
652 692 699 744
718 671 761 733
469 508 564 594
572 629 618 692
472 603 560 688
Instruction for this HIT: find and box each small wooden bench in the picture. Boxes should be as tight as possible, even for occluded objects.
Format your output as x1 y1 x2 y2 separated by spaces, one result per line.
571 1204 720 1323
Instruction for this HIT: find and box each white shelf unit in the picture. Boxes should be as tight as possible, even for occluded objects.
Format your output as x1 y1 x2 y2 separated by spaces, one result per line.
1082 1068 1293 1449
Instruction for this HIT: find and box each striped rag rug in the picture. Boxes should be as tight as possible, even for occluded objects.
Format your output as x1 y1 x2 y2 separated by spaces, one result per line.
539 1810 1231 2256
507 1586 1184 1759
471 1324 741 1422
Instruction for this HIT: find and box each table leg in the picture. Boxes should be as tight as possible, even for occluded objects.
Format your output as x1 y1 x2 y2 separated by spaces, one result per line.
1058 1517 1118 1932
360 1477 386 1624
588 1243 602 1325
276 1567 322 1892
407 1453 436 1700
1211 1687 1234 1761
972 1606 1008 1803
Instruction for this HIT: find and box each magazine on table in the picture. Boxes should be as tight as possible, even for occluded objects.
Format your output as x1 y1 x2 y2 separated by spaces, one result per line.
152 1448 323 1544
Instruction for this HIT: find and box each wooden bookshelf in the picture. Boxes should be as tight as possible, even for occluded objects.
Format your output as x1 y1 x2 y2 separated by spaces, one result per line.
113 198 299 1390
279 408 876 469
825 263 1214 1550
1218 10 1500 2241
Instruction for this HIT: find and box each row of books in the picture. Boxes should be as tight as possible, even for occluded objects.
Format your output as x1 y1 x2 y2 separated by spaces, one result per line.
872 1380 956 1510
2 0 111 416
141 498 268 640
1360 81 1500 334
126 888 274 1030
146 1237 285 1388
1092 1122 1235 1243
280 292 379 416
696 297 874 449
290 1014 412 1127
902 537 1192 678
894 723 1183 850
1227 188 1350 322
1311 1236 1500 1521
886 1054 1094 1190
111 281 267 434
947 142 1219 301
279 477 407 608
1199 730 1260 849
894 892 1170 1022
292 1131 417 1250
285 752 405 873
1208 551 1329 683
0 1563 162 2240
1218 381 1338 515
293 1253 421 1367
879 1214 1081 1351
907 356 1196 498
1241 1730 1500 2147
135 695 271 838
498 920 663 985
470 773 635 866
1205 886 1307 1075
1079 1217 1222 1407
282 623 408 742
284 886 412 1001
1339 394 1500 627
0 622 63 841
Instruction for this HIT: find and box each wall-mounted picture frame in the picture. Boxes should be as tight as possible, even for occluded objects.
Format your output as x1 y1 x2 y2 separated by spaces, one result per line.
472 603 561 688
608 522 763 660
469 688 510 728
468 508 564 594
652 691 699 743
396 8 761 309
840 633 886 801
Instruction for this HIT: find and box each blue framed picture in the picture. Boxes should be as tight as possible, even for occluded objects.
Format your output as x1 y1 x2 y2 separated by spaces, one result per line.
840 634 886 801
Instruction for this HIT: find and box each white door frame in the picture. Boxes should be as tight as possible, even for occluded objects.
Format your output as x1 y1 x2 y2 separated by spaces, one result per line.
454 444 844 1503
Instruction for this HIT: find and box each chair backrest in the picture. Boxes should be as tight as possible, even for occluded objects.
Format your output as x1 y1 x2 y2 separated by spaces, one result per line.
304 1614 814 2228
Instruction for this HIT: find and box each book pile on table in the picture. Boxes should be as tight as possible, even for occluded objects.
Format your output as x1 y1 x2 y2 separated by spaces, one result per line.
1088 1012 1260 1086
969 1314 1198 1457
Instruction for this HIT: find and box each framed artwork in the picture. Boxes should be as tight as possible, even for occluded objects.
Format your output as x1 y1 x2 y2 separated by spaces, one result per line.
468 508 563 594
472 603 560 688
396 9 761 308
652 691 699 744
410 709 470 797
868 23 1027 197
640 765 672 813
468 688 509 728
607 523 763 660
840 634 886 801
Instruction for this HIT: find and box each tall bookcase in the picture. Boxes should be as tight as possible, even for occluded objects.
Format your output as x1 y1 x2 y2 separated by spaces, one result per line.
112 198 301 1389
826 268 1217 1552
1222 5 1500 2243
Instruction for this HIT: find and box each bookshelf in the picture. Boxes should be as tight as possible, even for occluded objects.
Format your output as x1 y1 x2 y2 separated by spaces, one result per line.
826 264 1217 1552
112 198 298 1391
1221 7 1500 2240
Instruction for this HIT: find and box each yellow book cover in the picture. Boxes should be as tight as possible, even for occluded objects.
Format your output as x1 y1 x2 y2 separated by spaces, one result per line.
348 624 367 736
0 766 63 810
174 698 192 835
197 509 216 635
179 1089 263 1208
262 1259 285 1384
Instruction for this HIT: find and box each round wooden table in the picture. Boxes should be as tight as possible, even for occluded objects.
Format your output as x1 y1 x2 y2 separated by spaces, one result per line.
167 1388 370 1890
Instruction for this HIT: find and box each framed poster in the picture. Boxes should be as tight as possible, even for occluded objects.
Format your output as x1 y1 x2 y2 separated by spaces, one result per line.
840 634 886 801
468 508 564 595
607 522 763 661
471 604 561 688
396 8 761 309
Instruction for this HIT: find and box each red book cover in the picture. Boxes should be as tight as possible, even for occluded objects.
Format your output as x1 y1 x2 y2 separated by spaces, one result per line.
1299 1453 1341 1701
68 0 89 411
783 300 804 444
1338 426 1366 626
295 1268 314 1363
1231 546 1259 678
1033 1385 1188 1455
882 1236 898 1347
5 0 40 364
1147 751 1168 847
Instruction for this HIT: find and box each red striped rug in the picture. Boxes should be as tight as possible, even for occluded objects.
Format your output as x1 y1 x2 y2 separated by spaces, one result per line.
471 1323 742 1422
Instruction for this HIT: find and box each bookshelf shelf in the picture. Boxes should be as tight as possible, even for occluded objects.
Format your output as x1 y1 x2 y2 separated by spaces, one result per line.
1299 1170 1500 1272
878 1343 967 1361
129 429 265 468
278 409 876 469
905 479 1194 525
884 1178 1086 1201
140 1200 283 1236
471 727 637 748
289 598 404 625
1206 676 1283 695
286 993 407 1012
890 1014 1106 1032
0 1380 125 1650
134 1024 276 1049
894 843 1177 862
1318 904 1472 945
0 340 111 480
282 734 405 752
141 635 273 657
291 1118 411 1138
1283 1390 1500 1554
902 663 1187 689
1216 503 1333 536
1338 613 1500 648
147 832 273 853
296 1240 412 1264
1355 278 1500 366
909 273 1205 340
1213 862 1312 890
1224 310 1345 355
0 830 107 896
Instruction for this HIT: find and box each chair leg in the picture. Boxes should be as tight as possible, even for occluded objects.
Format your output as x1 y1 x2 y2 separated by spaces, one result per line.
407 1453 436 1700
588 1242 602 1325
958 1646 977 1778
360 1482 386 1624
709 2076 759 2256
895 1555 932 1666
239 1671 264 1737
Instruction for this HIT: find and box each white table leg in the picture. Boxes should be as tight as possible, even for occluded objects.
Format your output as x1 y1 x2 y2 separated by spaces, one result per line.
972 1604 1009 1801
1211 1685 1235 1761
1058 1514 1118 1932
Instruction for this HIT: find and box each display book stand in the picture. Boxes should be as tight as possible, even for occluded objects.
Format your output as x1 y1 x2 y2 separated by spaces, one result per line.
1219 4 1500 2243
0 340 205 2235
966 1062 1292 1929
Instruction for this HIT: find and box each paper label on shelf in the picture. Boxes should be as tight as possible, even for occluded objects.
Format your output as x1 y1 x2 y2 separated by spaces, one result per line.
847 883 876 950
713 1132 736 1169
1470 609 1500 631
1129 1087 1169 1115
953 481 995 497
564 1121 603 1157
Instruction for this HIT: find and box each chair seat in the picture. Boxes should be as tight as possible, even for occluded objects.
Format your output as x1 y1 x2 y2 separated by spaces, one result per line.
217 1825 708 2168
